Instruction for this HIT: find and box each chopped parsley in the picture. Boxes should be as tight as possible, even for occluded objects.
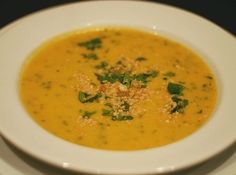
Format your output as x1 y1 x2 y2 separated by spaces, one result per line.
95 72 122 84
167 82 188 114
135 70 158 85
171 96 189 113
102 109 113 116
102 100 132 121
78 38 102 50
96 70 158 88
78 91 102 103
104 102 112 107
167 82 184 95
102 108 133 121
122 73 134 88
78 59 159 121
96 72 123 84
82 111 96 119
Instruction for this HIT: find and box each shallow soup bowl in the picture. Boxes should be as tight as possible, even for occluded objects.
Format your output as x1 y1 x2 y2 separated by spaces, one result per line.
0 1 235 174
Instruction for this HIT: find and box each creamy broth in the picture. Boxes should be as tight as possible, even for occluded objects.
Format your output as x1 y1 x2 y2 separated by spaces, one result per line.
20 27 217 150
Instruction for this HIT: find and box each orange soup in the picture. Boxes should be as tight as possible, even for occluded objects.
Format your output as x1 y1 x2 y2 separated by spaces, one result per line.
19 27 217 150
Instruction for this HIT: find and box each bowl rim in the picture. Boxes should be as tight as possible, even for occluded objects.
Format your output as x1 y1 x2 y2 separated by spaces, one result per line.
0 1 236 174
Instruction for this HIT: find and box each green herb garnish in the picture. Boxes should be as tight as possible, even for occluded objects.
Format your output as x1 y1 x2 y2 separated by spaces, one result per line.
95 73 109 83
104 102 112 107
94 58 158 89
135 73 149 84
102 109 113 116
78 91 102 103
171 96 189 113
78 38 102 50
78 91 89 103
96 70 158 88
96 73 131 86
122 73 134 88
102 107 133 121
167 82 184 95
135 70 158 85
82 111 96 119
112 115 133 121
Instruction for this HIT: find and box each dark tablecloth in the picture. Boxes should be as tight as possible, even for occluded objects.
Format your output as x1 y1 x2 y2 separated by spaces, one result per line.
0 0 235 36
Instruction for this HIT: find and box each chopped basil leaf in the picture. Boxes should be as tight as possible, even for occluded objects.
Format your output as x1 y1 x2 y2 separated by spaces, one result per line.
95 58 158 89
96 73 120 84
95 73 109 83
104 102 112 107
135 70 158 85
78 38 102 50
78 91 102 103
135 74 148 83
87 93 102 102
110 73 124 83
171 96 189 113
96 70 158 88
96 73 133 87
82 111 96 119
102 109 113 116
122 73 134 88
78 91 89 103
167 82 184 95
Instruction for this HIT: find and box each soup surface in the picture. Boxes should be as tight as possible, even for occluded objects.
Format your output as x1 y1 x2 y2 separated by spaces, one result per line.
20 27 217 150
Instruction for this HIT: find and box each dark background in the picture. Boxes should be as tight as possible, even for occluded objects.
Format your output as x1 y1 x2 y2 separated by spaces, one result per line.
0 0 236 36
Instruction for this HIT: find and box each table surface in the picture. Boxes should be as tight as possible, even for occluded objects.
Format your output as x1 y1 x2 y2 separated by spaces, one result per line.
0 1 236 175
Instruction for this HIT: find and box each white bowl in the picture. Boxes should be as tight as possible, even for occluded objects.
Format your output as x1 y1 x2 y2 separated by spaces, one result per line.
0 1 235 174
